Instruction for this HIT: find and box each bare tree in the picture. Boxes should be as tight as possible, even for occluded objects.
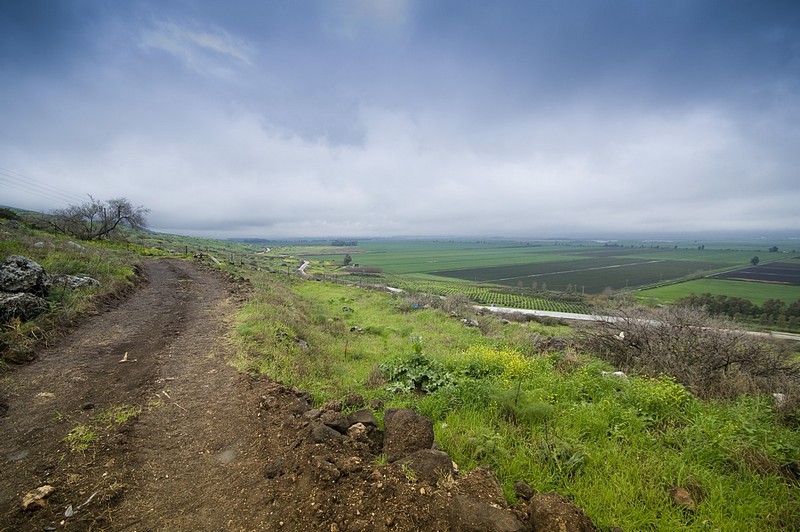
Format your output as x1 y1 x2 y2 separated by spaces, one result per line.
51 196 149 240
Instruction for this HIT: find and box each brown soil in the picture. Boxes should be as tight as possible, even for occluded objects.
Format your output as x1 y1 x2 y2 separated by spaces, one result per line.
0 259 529 531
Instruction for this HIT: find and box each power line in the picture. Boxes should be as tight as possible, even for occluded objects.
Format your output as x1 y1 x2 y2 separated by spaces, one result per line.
0 166 88 206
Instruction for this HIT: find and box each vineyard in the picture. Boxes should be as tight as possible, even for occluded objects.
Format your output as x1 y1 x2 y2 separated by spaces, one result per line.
388 278 590 314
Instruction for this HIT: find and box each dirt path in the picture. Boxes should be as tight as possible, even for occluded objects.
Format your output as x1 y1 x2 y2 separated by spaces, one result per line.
0 259 271 530
1 258 531 531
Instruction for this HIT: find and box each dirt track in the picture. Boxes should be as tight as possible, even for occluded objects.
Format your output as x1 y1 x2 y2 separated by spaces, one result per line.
0 259 272 530
1 258 530 531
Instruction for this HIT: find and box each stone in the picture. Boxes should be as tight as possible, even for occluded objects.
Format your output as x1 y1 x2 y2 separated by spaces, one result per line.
312 424 342 443
461 318 480 327
460 467 506 507
347 409 378 428
399 449 455 485
669 486 696 512
447 495 525 532
529 493 596 532
368 398 384 411
514 480 533 500
0 292 49 323
21 485 56 511
0 255 50 297
344 393 365 408
320 410 351 434
382 408 434 462
50 274 100 289
347 422 369 442
320 400 343 412
303 408 322 420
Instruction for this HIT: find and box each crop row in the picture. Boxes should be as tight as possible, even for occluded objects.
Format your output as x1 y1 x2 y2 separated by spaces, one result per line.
391 279 590 314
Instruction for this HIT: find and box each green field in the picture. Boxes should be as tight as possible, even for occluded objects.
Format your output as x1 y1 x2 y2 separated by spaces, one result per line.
638 278 800 306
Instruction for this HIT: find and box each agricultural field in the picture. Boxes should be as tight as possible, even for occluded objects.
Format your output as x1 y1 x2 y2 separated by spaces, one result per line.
638 278 800 306
710 260 800 285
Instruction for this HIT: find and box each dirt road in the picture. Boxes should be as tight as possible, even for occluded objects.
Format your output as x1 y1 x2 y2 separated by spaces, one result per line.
1 259 529 531
0 259 274 530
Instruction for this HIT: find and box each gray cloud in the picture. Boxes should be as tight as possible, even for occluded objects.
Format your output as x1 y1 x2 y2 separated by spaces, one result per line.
1 1 798 238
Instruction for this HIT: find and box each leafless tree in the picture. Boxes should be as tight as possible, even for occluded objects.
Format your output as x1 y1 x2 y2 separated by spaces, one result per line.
51 196 149 240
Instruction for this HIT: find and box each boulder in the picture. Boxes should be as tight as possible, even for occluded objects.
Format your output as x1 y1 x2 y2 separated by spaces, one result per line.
50 274 100 289
311 424 342 443
0 255 50 297
0 292 48 323
399 449 455 485
514 480 533 501
382 408 434 462
447 495 525 532
530 493 596 532
344 393 365 408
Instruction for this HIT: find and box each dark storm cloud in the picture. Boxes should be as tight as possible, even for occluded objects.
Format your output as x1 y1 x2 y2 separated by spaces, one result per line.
1 0 798 237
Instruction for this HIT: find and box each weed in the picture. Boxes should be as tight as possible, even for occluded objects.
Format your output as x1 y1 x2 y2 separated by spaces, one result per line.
95 404 141 427
65 424 97 452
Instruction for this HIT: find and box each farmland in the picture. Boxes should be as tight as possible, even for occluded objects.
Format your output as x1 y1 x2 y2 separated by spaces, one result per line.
638 278 800 306
710 260 800 285
298 239 799 312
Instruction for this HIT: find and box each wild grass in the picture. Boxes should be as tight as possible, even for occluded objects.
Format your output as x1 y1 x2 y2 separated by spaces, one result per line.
233 271 800 530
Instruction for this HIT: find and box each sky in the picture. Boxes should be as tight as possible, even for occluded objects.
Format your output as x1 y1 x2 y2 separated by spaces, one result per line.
1 0 799 239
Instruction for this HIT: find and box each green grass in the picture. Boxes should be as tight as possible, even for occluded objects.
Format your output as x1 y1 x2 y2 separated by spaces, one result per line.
638 278 800 306
232 272 800 531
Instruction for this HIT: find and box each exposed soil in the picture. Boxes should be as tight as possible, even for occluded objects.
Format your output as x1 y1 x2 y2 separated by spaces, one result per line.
0 259 531 531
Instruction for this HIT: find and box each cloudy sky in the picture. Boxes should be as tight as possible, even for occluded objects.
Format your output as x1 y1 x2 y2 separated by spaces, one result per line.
1 1 799 238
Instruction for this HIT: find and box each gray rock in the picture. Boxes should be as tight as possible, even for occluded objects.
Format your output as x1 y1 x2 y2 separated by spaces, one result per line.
303 408 322 420
530 493 596 532
382 408 434 462
399 449 455 485
347 422 369 442
0 255 50 297
0 292 48 323
447 495 525 532
67 241 85 250
347 409 378 428
50 274 100 289
514 480 533 500
312 424 342 443
321 410 351 434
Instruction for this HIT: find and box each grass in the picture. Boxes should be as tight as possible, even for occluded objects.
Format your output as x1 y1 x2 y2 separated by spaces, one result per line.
639 278 800 306
232 270 800 530
65 424 98 452
62 404 142 453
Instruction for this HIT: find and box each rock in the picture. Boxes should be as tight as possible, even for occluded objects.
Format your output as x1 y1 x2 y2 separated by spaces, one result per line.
342 306 354 312
286 398 312 416
461 318 480 327
514 480 533 501
320 400 343 412
67 241 85 250
0 292 49 323
344 393 365 408
382 408 434 462
529 493 596 532
312 424 343 443
669 486 696 512
0 255 50 297
21 485 56 511
369 398 384 411
50 274 100 289
347 409 378 428
303 408 322 420
347 422 369 442
321 410 351 434
447 495 525 532
296 339 309 350
399 449 455 485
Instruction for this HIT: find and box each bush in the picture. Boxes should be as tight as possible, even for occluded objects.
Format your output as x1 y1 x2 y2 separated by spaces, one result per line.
577 305 800 401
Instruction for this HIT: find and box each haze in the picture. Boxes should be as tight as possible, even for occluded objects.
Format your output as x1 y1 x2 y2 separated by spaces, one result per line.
1 1 799 239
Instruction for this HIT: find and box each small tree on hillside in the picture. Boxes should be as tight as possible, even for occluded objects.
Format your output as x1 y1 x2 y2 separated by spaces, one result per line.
751 256 760 266
51 196 149 241
343 254 353 266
